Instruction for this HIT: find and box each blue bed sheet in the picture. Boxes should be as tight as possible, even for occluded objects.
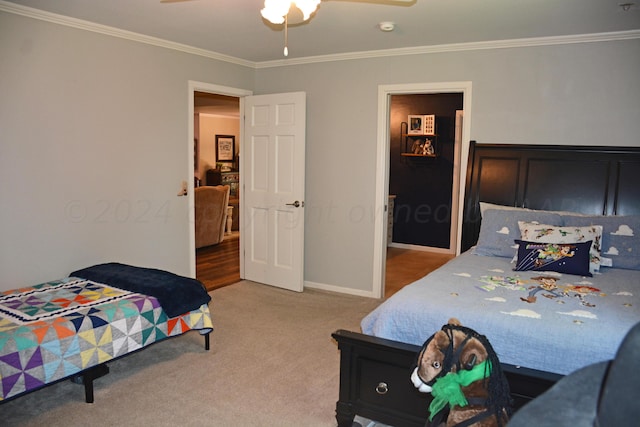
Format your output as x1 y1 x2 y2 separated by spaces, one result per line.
361 250 640 375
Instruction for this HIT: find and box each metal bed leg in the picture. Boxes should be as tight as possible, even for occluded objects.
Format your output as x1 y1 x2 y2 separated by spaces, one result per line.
71 364 110 403
83 375 95 403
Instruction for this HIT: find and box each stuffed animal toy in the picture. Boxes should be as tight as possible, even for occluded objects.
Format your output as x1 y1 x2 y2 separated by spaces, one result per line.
411 318 512 427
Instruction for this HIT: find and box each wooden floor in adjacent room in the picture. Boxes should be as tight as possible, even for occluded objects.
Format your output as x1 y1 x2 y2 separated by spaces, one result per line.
196 233 454 296
384 247 454 298
196 232 240 292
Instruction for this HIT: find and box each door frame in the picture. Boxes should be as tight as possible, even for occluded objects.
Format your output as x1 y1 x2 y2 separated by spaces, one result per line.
372 82 473 298
187 81 252 278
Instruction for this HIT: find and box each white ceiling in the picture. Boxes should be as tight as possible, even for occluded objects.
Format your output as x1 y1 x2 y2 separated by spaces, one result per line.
4 0 639 63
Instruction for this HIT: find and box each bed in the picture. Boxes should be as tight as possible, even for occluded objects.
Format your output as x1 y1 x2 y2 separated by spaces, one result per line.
0 263 213 403
333 142 640 427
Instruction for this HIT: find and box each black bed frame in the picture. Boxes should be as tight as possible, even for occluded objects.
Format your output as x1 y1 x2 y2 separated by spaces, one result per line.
333 142 640 427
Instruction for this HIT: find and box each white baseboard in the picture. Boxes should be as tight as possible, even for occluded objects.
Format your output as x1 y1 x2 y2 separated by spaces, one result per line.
304 280 379 298
388 242 454 255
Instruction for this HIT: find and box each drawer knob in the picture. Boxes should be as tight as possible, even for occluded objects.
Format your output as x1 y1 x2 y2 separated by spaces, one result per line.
375 382 389 395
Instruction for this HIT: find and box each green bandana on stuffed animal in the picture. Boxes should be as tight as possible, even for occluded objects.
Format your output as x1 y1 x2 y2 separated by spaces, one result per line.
411 318 513 427
429 360 492 420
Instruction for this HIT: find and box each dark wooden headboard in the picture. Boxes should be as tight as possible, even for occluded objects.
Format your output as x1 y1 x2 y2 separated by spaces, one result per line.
461 142 640 252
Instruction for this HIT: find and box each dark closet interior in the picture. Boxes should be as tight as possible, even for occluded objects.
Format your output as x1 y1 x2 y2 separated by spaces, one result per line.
389 93 463 249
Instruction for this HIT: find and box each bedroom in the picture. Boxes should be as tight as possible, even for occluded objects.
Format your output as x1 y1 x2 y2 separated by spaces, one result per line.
0 1 639 423
2 2 637 297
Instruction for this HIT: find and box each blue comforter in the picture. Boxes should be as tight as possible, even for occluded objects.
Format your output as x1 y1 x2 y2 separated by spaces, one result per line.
70 263 211 318
362 250 640 375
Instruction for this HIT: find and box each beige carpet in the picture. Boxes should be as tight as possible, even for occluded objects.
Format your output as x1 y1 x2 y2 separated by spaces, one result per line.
1 281 383 427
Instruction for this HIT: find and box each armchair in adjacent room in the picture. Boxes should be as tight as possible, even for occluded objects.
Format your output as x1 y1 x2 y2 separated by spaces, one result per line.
194 185 230 248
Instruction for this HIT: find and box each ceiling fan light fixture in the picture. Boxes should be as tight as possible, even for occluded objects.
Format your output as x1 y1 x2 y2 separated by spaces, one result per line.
295 0 322 21
261 0 321 25
261 0 289 24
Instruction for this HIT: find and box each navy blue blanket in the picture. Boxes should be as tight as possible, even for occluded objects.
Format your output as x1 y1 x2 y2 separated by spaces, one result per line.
70 263 211 318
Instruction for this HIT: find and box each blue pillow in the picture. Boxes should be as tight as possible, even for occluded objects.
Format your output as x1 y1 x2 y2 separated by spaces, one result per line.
475 208 563 258
561 215 640 271
514 239 593 277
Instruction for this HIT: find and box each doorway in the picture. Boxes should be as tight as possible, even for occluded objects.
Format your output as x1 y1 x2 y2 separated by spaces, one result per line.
388 93 462 250
373 82 473 299
384 93 462 296
194 91 241 290
187 81 252 284
189 84 307 292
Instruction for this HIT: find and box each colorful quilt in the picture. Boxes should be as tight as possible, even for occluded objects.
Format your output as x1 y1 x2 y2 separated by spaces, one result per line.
0 277 212 401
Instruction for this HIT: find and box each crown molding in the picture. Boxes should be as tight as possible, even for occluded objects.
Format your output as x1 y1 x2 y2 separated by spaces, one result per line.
0 1 256 68
257 29 640 68
2 1 638 70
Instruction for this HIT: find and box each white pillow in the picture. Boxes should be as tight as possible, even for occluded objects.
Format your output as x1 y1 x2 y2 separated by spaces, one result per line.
518 221 603 273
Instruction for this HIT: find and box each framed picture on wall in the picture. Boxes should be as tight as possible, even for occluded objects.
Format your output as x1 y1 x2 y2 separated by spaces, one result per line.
215 135 235 162
423 115 436 135
408 115 424 134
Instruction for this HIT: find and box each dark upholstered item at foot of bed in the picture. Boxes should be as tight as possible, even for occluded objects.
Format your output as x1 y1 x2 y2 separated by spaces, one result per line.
70 262 211 318
509 321 640 427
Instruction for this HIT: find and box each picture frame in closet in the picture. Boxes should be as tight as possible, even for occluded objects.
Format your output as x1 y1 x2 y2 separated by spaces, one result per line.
408 115 424 134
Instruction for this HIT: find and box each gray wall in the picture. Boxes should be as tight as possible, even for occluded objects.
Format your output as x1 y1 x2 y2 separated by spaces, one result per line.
255 40 640 294
2 9 639 295
0 11 254 289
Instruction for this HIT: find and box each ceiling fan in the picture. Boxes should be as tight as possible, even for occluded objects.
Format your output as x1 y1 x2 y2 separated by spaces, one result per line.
161 0 416 56
260 0 415 54
161 0 415 21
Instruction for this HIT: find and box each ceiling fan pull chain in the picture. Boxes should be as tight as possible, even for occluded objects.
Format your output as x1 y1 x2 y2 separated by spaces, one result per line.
284 13 289 57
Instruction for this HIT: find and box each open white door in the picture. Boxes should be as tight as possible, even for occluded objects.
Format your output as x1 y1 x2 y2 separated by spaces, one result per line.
242 92 306 292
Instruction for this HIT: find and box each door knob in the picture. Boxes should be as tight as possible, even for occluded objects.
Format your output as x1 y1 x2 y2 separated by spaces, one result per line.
285 201 303 208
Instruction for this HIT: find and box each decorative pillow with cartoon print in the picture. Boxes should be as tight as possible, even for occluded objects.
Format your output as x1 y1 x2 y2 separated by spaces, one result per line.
518 222 603 274
514 239 593 276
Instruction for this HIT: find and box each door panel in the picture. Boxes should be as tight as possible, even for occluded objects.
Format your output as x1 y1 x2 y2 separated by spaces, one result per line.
243 92 306 292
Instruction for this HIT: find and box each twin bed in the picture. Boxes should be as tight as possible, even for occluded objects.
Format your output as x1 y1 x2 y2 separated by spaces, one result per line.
333 142 640 427
0 263 212 403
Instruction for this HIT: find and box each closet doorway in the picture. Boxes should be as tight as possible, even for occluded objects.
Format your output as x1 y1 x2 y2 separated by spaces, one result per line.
374 82 473 299
384 93 462 296
388 93 463 251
